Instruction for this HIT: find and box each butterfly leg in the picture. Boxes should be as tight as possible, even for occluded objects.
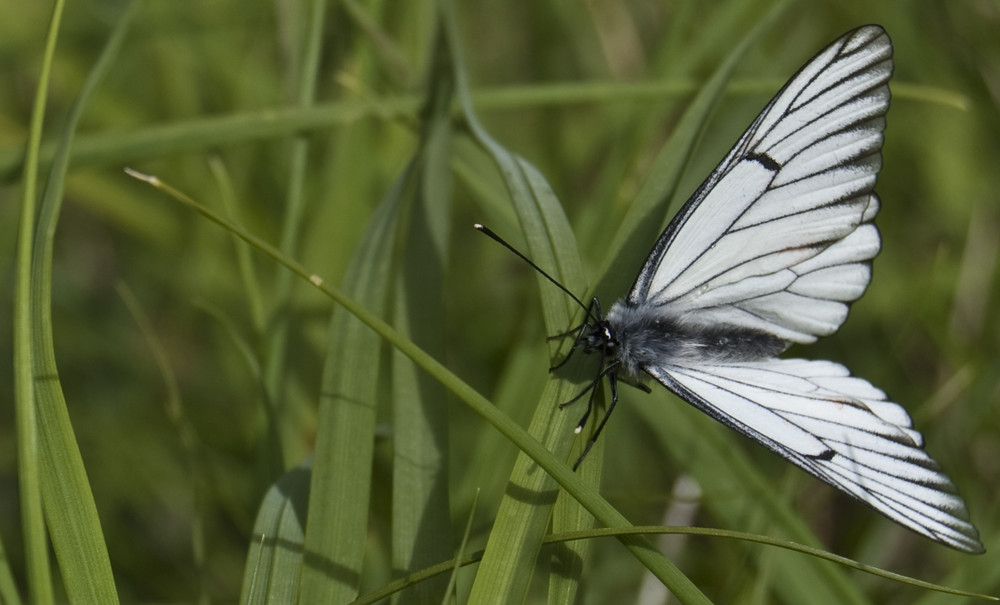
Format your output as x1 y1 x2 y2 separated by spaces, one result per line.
571 362 620 470
558 371 603 412
548 297 603 372
547 325 588 372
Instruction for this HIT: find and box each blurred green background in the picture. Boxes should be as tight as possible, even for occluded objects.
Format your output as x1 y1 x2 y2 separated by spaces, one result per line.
1 0 999 602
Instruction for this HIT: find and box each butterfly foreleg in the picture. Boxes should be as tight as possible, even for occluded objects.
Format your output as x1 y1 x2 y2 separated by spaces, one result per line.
547 297 603 372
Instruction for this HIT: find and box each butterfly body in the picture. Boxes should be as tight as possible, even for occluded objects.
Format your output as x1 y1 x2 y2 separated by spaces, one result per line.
602 302 789 374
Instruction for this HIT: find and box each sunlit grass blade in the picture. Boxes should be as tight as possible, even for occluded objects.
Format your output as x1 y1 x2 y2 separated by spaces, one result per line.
546 527 997 601
442 0 705 600
439 0 717 601
125 165 615 604
351 521 997 604
547 433 604 605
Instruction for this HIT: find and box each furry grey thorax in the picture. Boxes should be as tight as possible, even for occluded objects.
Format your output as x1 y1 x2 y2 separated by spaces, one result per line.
581 300 789 377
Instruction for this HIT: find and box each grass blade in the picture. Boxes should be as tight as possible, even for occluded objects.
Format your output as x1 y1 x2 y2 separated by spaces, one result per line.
241 459 312 604
17 2 140 603
263 0 328 456
12 0 65 599
390 21 455 602
443 0 708 601
297 165 410 602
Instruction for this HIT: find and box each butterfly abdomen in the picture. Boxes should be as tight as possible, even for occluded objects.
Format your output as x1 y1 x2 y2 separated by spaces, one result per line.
606 300 787 376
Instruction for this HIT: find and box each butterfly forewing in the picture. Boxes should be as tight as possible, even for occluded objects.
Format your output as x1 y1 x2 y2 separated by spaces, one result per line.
630 26 891 347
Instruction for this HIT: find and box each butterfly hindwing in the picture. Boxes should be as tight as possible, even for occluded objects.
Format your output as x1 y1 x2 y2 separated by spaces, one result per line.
647 360 984 553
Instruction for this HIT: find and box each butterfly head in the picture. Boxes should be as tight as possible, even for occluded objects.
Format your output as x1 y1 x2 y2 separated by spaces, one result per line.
581 321 617 356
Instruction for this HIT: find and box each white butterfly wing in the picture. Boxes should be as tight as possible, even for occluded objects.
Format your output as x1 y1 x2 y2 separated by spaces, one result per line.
630 25 891 344
648 360 984 553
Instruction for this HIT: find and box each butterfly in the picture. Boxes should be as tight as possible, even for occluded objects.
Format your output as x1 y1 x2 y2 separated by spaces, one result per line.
478 25 984 553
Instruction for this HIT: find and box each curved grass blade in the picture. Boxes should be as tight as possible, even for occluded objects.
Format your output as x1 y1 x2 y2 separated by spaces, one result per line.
443 1 604 598
352 524 995 604
16 3 141 603
12 0 65 597
390 20 455 601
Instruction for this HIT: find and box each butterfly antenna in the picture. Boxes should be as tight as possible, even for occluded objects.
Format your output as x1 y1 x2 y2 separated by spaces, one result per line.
474 224 595 321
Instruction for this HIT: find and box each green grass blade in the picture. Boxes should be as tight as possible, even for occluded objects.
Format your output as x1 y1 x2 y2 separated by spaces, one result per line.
263 0 328 451
0 535 21 605
442 487 479 604
0 79 969 185
350 521 996 605
208 157 267 335
390 23 455 602
12 0 65 601
547 438 603 605
297 164 411 602
17 2 141 603
447 10 594 603
547 527 996 601
241 459 312 604
442 1 710 601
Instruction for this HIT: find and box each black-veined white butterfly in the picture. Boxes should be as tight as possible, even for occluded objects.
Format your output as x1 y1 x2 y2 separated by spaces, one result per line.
478 25 984 553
